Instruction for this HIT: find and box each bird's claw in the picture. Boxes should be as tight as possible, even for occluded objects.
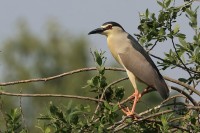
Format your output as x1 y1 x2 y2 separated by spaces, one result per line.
121 107 134 116
118 102 134 117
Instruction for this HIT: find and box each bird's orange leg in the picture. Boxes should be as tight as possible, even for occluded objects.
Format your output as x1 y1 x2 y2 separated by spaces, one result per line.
119 89 141 116
119 86 153 116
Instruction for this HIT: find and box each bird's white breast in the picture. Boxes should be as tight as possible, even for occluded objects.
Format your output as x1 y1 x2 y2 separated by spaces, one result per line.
107 32 130 65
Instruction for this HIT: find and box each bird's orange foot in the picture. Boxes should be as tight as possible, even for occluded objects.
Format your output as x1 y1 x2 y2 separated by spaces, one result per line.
118 91 141 118
121 107 134 116
118 103 140 119
118 102 134 116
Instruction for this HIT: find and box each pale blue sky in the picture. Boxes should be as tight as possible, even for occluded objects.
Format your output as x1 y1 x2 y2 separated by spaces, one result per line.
0 1 160 38
0 0 199 100
0 0 168 67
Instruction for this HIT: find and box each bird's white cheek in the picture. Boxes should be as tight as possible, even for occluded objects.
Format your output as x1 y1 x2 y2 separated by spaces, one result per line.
103 30 113 36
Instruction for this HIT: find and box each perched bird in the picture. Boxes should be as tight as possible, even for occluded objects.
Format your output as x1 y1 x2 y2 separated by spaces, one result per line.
88 21 169 116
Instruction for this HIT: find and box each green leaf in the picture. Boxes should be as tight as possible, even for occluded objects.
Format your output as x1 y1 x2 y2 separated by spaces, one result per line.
44 127 51 133
92 76 99 87
112 104 119 112
176 33 186 39
145 9 149 18
68 111 82 125
173 24 180 34
94 51 102 66
165 0 171 7
87 79 92 85
103 101 112 110
178 78 188 83
50 104 59 115
97 66 105 75
100 76 107 88
159 28 166 36
157 0 164 8
186 8 194 17
178 37 187 47
114 87 124 101
190 116 196 125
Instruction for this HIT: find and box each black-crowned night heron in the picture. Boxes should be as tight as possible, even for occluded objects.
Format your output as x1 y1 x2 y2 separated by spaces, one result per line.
88 21 169 116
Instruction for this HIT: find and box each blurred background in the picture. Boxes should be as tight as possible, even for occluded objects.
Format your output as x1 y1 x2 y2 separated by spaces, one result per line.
0 0 199 131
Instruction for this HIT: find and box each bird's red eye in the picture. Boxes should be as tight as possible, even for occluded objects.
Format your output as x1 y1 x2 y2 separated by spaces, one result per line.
106 25 112 30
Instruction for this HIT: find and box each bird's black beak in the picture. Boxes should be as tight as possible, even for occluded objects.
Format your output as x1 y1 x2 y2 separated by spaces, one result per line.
88 28 105 35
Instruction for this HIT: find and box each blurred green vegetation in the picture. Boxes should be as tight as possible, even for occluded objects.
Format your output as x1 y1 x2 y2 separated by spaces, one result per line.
0 21 91 131
0 21 160 132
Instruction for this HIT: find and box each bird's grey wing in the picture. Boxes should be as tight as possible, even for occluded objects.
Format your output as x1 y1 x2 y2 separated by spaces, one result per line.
127 34 164 79
118 35 169 99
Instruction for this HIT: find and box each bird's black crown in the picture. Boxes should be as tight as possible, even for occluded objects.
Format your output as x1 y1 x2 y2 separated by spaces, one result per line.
102 21 125 31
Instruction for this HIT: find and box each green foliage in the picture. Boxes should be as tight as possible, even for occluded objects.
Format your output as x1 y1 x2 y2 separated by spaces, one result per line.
37 101 89 132
37 51 124 132
4 108 27 133
85 50 125 102
0 21 90 131
136 0 200 85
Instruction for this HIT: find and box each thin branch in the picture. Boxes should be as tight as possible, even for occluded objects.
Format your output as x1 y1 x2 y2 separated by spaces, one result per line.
145 119 190 133
112 105 199 132
147 40 159 53
161 94 187 105
170 125 190 133
164 76 200 96
0 67 97 86
139 95 186 116
0 67 124 86
0 91 103 103
0 66 199 100
170 117 185 123
112 110 174 132
171 36 196 89
19 90 27 131
171 86 198 106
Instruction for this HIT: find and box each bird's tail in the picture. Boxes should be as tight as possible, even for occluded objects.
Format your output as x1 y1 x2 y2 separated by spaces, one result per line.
155 78 169 99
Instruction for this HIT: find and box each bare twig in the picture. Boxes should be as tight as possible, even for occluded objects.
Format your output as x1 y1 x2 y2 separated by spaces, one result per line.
147 40 159 53
139 95 187 116
171 86 198 106
171 35 195 90
0 67 97 86
0 67 198 96
145 119 190 132
170 117 185 123
112 110 174 132
0 67 198 102
112 105 199 132
0 91 104 103
164 76 200 96
19 90 27 131
0 67 124 86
